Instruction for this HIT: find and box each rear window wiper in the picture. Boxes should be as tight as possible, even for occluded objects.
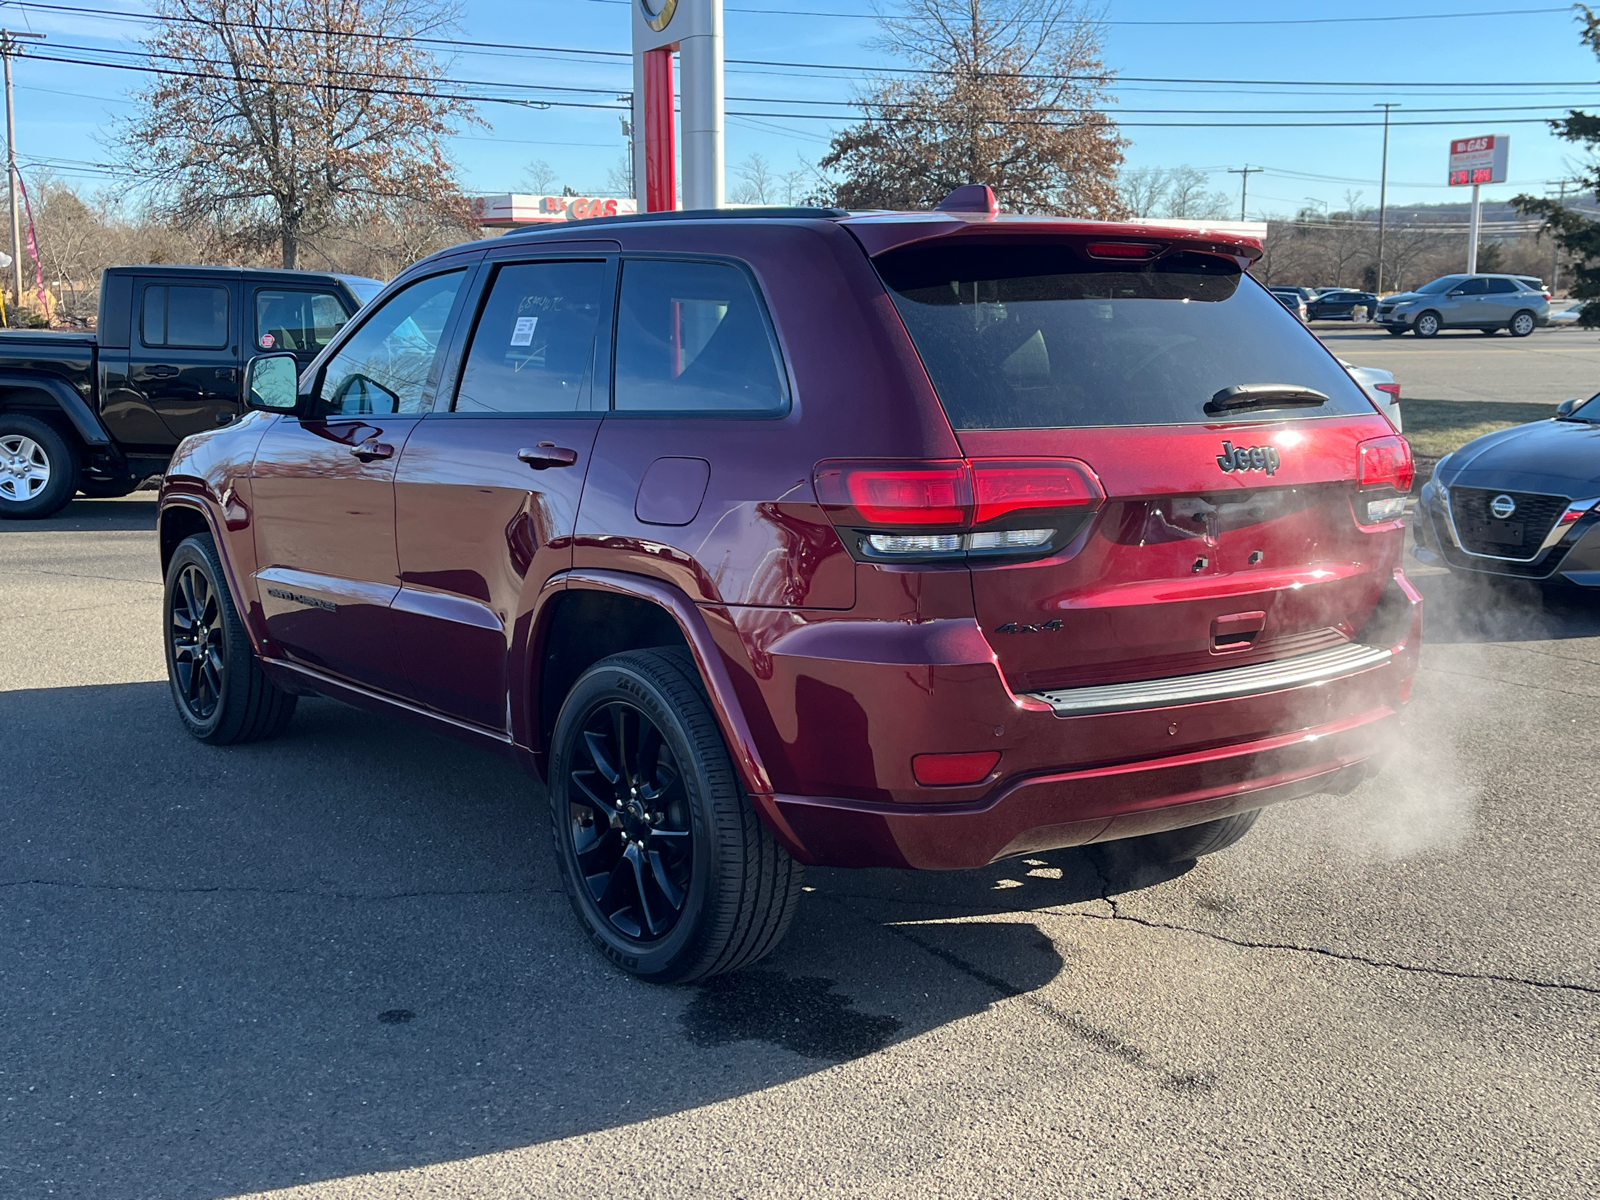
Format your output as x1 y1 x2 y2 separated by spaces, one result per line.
1205 384 1330 416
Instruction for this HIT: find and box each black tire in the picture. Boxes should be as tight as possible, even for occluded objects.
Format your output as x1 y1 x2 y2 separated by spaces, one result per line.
1510 309 1537 337
1115 809 1261 866
1385 327 1408 336
1479 326 1500 336
78 475 143 498
549 647 803 983
163 533 297 744
1413 311 1441 338
0 412 80 519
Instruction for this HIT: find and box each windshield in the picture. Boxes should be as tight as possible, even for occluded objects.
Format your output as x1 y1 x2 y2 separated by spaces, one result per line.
875 243 1374 430
1416 275 1468 295
338 275 386 306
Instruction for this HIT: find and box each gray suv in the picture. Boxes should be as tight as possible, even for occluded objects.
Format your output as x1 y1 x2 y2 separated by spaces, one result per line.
1376 273 1550 338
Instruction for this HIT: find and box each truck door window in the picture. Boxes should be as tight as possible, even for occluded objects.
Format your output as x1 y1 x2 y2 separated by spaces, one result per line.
453 260 606 413
318 270 465 416
141 285 230 349
255 290 350 353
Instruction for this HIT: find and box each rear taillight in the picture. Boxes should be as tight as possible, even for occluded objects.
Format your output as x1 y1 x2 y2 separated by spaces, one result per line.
1356 434 1413 525
814 457 1105 562
1374 382 1400 401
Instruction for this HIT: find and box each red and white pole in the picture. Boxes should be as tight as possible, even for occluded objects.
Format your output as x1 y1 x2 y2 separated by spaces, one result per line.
632 0 722 211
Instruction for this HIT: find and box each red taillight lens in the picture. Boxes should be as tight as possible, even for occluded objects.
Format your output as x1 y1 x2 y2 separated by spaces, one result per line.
1357 435 1414 493
912 750 1000 787
971 459 1104 525
1374 382 1401 400
1085 241 1161 260
814 460 971 527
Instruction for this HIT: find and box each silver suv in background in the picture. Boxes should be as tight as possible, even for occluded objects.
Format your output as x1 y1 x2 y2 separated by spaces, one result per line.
1376 274 1550 338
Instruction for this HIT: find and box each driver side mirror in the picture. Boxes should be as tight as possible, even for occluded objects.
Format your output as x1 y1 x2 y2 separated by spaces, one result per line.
1448 289 1466 296
1557 398 1580 417
245 353 308 415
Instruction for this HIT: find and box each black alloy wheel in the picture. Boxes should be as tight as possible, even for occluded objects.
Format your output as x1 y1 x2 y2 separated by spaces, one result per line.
170 562 225 721
549 647 803 983
163 533 297 744
567 698 694 941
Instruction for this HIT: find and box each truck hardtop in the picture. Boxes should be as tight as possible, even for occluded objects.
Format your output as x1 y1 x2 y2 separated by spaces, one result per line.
0 263 381 517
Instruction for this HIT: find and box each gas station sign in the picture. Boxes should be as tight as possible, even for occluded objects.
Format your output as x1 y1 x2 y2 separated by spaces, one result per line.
1447 135 1509 187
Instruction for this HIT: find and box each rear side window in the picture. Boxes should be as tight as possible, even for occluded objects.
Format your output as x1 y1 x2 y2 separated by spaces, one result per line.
613 259 787 414
141 285 229 349
1484 278 1517 294
454 260 607 414
875 244 1374 430
255 290 350 353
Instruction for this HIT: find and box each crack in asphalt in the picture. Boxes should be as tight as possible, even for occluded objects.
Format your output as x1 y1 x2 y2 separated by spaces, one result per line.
0 877 547 902
6 567 162 587
1417 664 1600 700
1064 904 1600 998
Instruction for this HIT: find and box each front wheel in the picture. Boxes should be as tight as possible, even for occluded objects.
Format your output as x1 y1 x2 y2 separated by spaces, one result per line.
1114 810 1261 865
1385 326 1408 336
0 413 79 518
549 648 803 983
1413 312 1441 337
163 533 297 744
1510 310 1537 337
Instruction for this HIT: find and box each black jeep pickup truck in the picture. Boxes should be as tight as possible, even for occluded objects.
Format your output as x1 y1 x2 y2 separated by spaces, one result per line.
0 264 381 518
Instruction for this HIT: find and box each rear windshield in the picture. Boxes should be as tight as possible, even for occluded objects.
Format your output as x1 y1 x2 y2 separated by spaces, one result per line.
876 243 1376 430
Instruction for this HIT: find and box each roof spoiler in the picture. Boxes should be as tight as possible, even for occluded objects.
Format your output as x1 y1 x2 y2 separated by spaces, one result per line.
936 184 999 215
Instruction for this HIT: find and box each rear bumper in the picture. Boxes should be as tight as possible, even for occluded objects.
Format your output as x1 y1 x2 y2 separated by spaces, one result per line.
754 707 1392 869
740 571 1422 869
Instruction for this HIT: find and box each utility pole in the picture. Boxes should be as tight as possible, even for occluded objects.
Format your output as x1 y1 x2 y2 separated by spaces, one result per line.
1227 165 1262 221
1553 178 1569 292
1374 103 1399 294
1466 182 1482 274
0 30 42 325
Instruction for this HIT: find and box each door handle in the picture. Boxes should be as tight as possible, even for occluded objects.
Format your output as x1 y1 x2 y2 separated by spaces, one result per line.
148 364 179 377
350 440 395 462
518 444 579 470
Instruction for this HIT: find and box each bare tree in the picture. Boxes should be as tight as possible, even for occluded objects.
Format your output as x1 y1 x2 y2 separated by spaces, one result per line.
604 153 634 198
522 159 559 194
1163 167 1230 220
118 0 477 268
819 0 1126 216
1117 166 1168 218
730 152 778 204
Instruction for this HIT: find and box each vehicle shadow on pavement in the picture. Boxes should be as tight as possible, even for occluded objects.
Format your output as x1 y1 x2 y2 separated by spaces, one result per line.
1412 567 1600 644
2 681 1086 1200
0 494 158 533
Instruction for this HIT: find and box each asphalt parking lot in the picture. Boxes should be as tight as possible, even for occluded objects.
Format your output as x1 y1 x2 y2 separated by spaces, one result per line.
4 342 1599 1196
1319 322 1600 405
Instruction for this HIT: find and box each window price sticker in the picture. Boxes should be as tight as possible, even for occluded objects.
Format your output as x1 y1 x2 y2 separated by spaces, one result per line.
511 316 539 346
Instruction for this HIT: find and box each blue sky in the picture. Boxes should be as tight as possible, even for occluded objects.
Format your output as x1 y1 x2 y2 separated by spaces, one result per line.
4 0 1598 215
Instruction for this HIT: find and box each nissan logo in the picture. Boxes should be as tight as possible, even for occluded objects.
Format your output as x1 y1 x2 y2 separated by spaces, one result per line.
1490 494 1517 519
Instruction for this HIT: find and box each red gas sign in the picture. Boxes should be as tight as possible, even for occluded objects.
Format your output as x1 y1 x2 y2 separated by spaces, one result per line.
1447 135 1509 187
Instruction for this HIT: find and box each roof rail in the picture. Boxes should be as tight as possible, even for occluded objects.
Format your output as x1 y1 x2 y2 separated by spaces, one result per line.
500 205 848 239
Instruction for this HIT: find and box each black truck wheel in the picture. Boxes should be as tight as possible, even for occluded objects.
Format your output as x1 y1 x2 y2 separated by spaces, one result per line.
1116 809 1261 865
549 647 803 983
0 413 79 519
163 533 297 744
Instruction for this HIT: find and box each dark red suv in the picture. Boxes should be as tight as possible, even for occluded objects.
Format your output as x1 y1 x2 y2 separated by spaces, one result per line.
158 196 1421 981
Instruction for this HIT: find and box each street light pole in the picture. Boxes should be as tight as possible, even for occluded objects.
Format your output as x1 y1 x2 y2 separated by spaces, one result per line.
1374 103 1398 293
0 30 42 325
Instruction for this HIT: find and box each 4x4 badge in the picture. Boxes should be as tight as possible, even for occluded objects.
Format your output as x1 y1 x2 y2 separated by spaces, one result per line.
1216 441 1281 476
995 619 1062 634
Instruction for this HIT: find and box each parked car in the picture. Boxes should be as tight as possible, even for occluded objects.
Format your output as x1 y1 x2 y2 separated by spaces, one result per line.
1375 274 1550 337
156 192 1422 982
0 264 381 518
1269 286 1310 322
1309 289 1379 322
1413 394 1600 585
1342 360 1401 430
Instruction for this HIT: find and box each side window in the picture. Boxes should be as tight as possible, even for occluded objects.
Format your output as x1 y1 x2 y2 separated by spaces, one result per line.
1455 278 1488 296
454 260 607 414
1485 278 1517 294
613 259 787 414
141 285 230 349
255 290 351 353
317 271 465 416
